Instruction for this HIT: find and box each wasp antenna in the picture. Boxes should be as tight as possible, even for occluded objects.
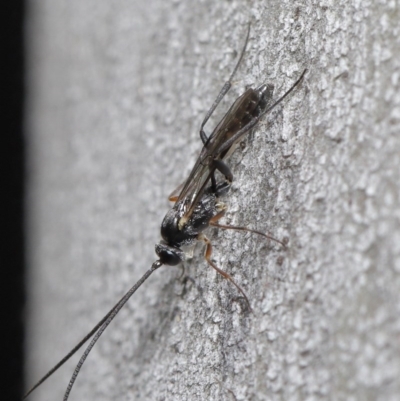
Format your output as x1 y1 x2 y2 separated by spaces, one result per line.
23 313 110 399
63 261 162 401
23 261 162 400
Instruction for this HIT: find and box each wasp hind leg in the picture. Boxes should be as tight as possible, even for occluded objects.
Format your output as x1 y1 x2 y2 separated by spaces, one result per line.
199 24 251 147
209 159 233 194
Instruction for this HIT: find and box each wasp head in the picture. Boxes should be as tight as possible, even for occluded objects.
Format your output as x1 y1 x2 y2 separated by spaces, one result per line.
155 242 185 266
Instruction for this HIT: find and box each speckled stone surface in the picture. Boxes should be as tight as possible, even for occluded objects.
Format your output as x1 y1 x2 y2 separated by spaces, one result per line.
26 1 400 400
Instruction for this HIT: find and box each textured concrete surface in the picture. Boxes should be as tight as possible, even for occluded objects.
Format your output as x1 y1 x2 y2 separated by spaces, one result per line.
26 1 400 400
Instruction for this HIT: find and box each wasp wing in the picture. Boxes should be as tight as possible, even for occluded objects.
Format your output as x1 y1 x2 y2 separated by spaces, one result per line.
176 86 272 222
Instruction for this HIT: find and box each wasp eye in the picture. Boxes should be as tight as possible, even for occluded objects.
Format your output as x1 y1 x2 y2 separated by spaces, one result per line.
155 243 183 266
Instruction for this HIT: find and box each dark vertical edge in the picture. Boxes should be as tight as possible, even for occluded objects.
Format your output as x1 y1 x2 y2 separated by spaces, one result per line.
1 1 26 400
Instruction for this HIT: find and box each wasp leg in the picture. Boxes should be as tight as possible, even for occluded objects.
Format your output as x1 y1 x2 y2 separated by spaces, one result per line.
209 159 233 193
200 130 208 145
199 24 251 147
177 263 186 280
210 173 217 194
199 234 252 312
214 182 231 198
210 210 287 248
168 181 186 203
212 159 233 183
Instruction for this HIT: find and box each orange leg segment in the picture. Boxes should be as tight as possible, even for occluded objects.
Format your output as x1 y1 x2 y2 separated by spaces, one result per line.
210 210 286 248
200 234 252 312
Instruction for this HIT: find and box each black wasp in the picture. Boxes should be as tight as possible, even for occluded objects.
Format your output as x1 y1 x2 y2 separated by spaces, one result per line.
25 25 306 401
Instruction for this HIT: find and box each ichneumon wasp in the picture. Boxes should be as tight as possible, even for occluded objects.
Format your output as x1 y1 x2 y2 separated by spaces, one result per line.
24 24 306 400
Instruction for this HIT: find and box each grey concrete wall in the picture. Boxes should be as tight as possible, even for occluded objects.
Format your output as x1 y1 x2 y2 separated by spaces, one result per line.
25 1 400 400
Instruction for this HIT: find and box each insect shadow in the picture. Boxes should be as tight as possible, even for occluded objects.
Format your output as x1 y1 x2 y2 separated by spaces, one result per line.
24 24 306 400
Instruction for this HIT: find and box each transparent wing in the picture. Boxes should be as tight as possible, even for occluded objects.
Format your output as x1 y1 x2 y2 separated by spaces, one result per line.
176 87 266 220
